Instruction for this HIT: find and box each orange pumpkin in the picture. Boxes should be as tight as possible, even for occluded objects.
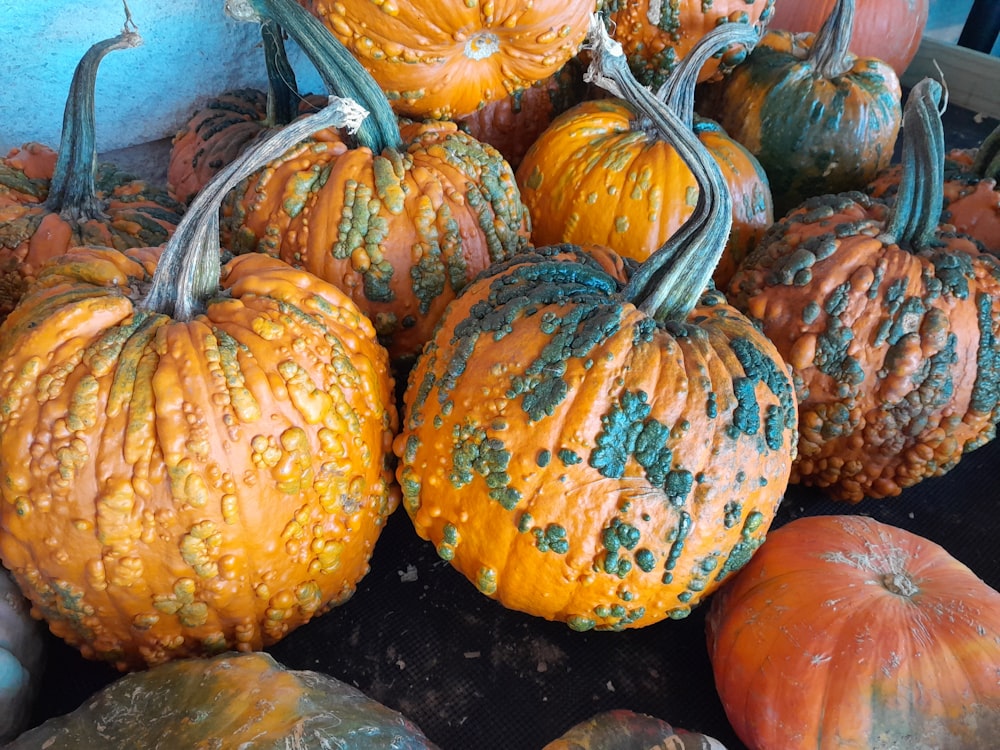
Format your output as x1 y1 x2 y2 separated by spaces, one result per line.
393 22 797 630
222 0 531 364
297 0 596 120
770 0 928 76
706 514 1000 749
516 24 773 288
607 0 774 89
0 21 184 323
0 99 399 671
726 79 1000 502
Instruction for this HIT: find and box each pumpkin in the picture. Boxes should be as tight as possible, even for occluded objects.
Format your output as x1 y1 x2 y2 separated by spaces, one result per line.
456 57 588 171
297 0 596 120
726 78 1000 502
606 0 775 89
543 709 728 749
0 18 184 323
166 19 325 205
706 514 1000 749
516 23 773 289
869 121 1000 254
699 0 902 217
770 0 929 76
0 571 46 743
4 651 439 748
393 19 797 630
0 98 400 671
222 0 531 364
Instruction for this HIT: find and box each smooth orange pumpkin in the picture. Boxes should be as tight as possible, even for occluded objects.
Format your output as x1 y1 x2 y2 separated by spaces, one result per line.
0 100 399 671
298 0 596 120
770 0 928 75
706 514 1000 749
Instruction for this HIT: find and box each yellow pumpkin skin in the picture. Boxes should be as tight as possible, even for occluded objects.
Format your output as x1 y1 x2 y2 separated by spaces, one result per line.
394 244 798 629
707 515 1000 749
516 99 773 288
300 0 595 120
0 247 399 671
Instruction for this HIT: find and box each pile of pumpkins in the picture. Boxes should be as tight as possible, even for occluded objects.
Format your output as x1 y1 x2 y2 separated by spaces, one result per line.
0 0 998 746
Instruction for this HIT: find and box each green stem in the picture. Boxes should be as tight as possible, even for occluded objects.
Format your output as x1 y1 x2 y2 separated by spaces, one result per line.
44 20 142 220
810 0 856 79
658 24 759 131
260 19 300 126
226 0 401 153
883 78 945 249
971 122 1000 181
140 97 369 320
584 18 733 323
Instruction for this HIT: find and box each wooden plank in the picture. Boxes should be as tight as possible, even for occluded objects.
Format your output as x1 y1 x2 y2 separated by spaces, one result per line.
902 37 1000 119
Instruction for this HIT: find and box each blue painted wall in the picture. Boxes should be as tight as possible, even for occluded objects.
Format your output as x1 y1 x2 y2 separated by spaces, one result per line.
0 0 324 155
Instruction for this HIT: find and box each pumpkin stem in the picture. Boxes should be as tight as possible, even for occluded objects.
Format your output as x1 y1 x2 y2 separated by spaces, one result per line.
44 14 142 221
657 24 759 131
971 122 1000 181
882 78 946 249
584 17 733 323
226 0 401 154
260 19 301 127
140 97 369 320
809 0 856 79
880 571 919 597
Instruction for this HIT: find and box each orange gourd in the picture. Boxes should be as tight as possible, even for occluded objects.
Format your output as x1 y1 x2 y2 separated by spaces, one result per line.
606 0 774 89
221 0 531 364
726 79 1000 502
393 21 797 630
297 0 596 120
516 24 773 288
707 514 1000 749
0 18 183 323
0 99 399 671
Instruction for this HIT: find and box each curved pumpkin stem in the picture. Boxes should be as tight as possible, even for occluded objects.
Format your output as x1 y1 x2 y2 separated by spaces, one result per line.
260 18 301 127
809 0 856 79
658 23 759 131
584 17 733 323
44 13 142 221
141 97 369 320
882 78 945 250
227 0 401 154
971 122 1000 182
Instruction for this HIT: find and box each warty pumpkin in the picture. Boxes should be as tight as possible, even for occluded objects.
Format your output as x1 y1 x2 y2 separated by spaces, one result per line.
699 0 902 217
543 709 727 749
0 16 184 324
393 19 797 630
706 514 1000 749
869 120 1000 254
4 651 440 748
222 0 532 365
726 78 1000 502
0 98 400 671
166 19 325 205
605 0 775 89
516 23 773 289
297 0 596 120
770 0 929 76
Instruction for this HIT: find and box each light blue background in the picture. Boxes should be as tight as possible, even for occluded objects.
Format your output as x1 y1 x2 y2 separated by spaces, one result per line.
0 0 324 155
